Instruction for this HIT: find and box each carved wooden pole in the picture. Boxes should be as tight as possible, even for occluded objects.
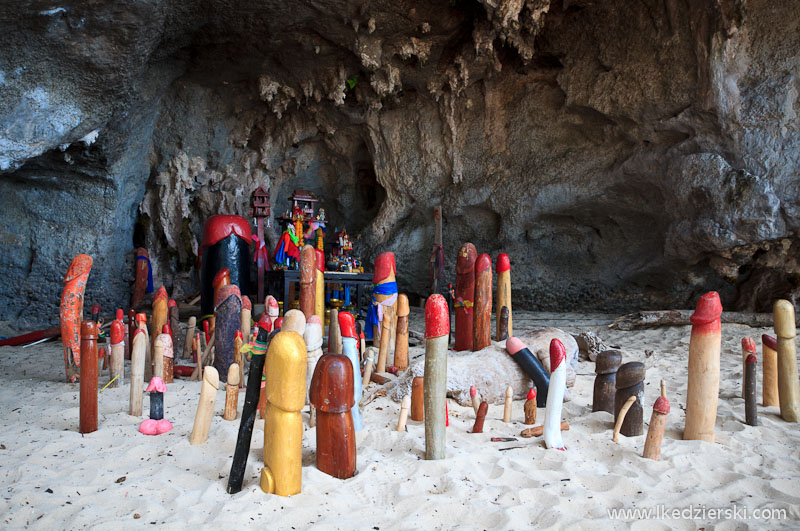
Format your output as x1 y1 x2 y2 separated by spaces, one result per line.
424 294 449 460
127 308 136 360
160 327 174 384
310 351 357 479
397 395 411 431
153 331 165 380
227 327 270 494
503 386 513 422
544 339 567 450
774 299 799 422
135 313 152 382
329 308 341 354
214 286 242 383
183 316 196 361
339 312 363 431
472 253 492 351
506 337 549 407
260 331 306 496
305 315 324 422
496 254 512 340
241 296 252 345
472 401 488 433
189 366 219 445
151 286 168 361
454 243 477 351
223 365 241 421
299 245 316 320
110 309 125 388
129 329 146 416
361 348 375 389
470 385 480 415
234 331 244 388
395 294 410 371
643 382 670 461
741 337 756 398
60 254 93 382
762 334 780 407
315 249 325 324
593 350 621 414
497 307 509 342
411 376 425 421
615 361 645 437
524 388 537 424
168 298 180 352
745 353 758 426
684 291 722 441
79 321 99 434
131 248 151 308
370 252 398 357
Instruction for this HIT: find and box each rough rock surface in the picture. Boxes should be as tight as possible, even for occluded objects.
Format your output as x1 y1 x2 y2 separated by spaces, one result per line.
0 0 798 329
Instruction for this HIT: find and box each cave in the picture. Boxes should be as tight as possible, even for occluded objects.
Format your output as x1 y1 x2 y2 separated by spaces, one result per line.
0 0 799 526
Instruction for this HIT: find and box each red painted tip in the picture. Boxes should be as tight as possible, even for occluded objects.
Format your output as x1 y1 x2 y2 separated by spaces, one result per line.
201 215 252 248
690 291 722 325
339 312 357 339
213 268 231 286
134 328 146 338
549 338 566 371
216 284 241 305
154 286 168 301
470 385 477 397
110 320 125 343
387 366 398 375
315 249 325 271
203 321 210 332
741 337 756 353
91 302 101 314
475 253 492 274
168 299 177 309
258 313 269 327
308 315 322 325
162 324 171 335
242 296 252 311
506 337 525 355
746 353 757 365
267 297 279 310
146 377 167 393
425 294 449 338
115 309 124 320
653 396 670 415
274 317 283 330
234 330 243 341
135 313 147 324
496 253 510 273
526 388 536 400
373 252 396 283
762 334 777 350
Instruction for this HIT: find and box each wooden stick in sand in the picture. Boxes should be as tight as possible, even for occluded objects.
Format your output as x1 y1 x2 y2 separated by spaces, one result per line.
762 334 779 407
454 243 477 351
615 361 645 437
593 350 621 414
472 253 492 351
110 309 125 387
234 331 244 389
424 294 449 460
411 376 424 421
642 381 669 460
741 337 756 398
397 395 411 431
745 353 758 426
129 329 146 416
495 253 512 340
260 331 306 496
470 385 480 415
503 386 513 423
168 298 180 352
774 299 800 422
544 339 567 450
79 321 99 434
472 401 488 433
361 348 375 389
223 365 240 421
395 294 410 370
521 421 568 438
189 366 219 445
524 388 537 425
184 316 197 360
613 396 636 443
153 331 165 380
684 291 722 441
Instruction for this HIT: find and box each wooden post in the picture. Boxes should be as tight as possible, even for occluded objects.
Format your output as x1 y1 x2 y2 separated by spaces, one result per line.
304 315 323 407
774 299 799 422
153 332 165 380
544 339 567 450
593 350 621 414
131 248 150 309
136 313 152 382
260 331 306 496
371 253 398 352
762 334 780 407
214 287 242 383
110 309 125 388
59 254 93 382
227 327 270 494
615 361 645 437
127 308 136 361
223 365 241 421
411 376 425 421
502 385 513 422
184 316 197 361
470 385 480 415
155 330 173 383
745 354 758 426
329 309 341 354
472 401 488 433
472 253 492 351
395 294 410 370
189 366 219 445
524 389 537 424
315 249 325 324
431 206 443 296
79 321 98 434
151 286 168 363
299 245 316 320
361 348 375 389
310 351 357 479
241 296 252 345
339 312 363 431
424 294 449 460
684 291 722 441
168 298 180 354
397 395 411 431
643 382 670 460
497 307 509 342
741 337 756 398
495 254 512 340
129 329 146 416
506 337 549 407
454 243 477 351
234 331 244 389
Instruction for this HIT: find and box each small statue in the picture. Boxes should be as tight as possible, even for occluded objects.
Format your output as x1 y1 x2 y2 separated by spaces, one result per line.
139 377 173 435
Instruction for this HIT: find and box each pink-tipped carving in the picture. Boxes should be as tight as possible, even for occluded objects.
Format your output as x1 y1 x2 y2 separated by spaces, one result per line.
742 337 756 353
308 315 322 325
146 376 167 393
746 353 757 365
470 385 477 397
549 338 566 371
506 336 525 355
653 396 670 415
762 334 777 350
425 294 449 338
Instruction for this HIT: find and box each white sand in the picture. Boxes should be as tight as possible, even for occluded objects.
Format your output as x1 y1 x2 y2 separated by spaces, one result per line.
1 312 798 529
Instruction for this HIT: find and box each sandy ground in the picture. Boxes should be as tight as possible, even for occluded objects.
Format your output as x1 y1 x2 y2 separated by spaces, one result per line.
0 310 798 530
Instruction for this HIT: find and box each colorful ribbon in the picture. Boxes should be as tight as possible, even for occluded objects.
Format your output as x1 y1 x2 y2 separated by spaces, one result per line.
252 235 269 264
364 281 398 340
454 298 473 311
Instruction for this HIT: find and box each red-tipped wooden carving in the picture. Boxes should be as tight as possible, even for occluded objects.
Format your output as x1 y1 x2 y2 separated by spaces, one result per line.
524 388 537 424
472 253 492 351
684 291 722 442
299 245 317 320
472 401 488 433
762 334 779 407
643 382 670 460
151 286 168 371
131 248 150 308
424 294 450 460
110 309 125 388
60 254 93 382
454 243 477 351
496 254 512 340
